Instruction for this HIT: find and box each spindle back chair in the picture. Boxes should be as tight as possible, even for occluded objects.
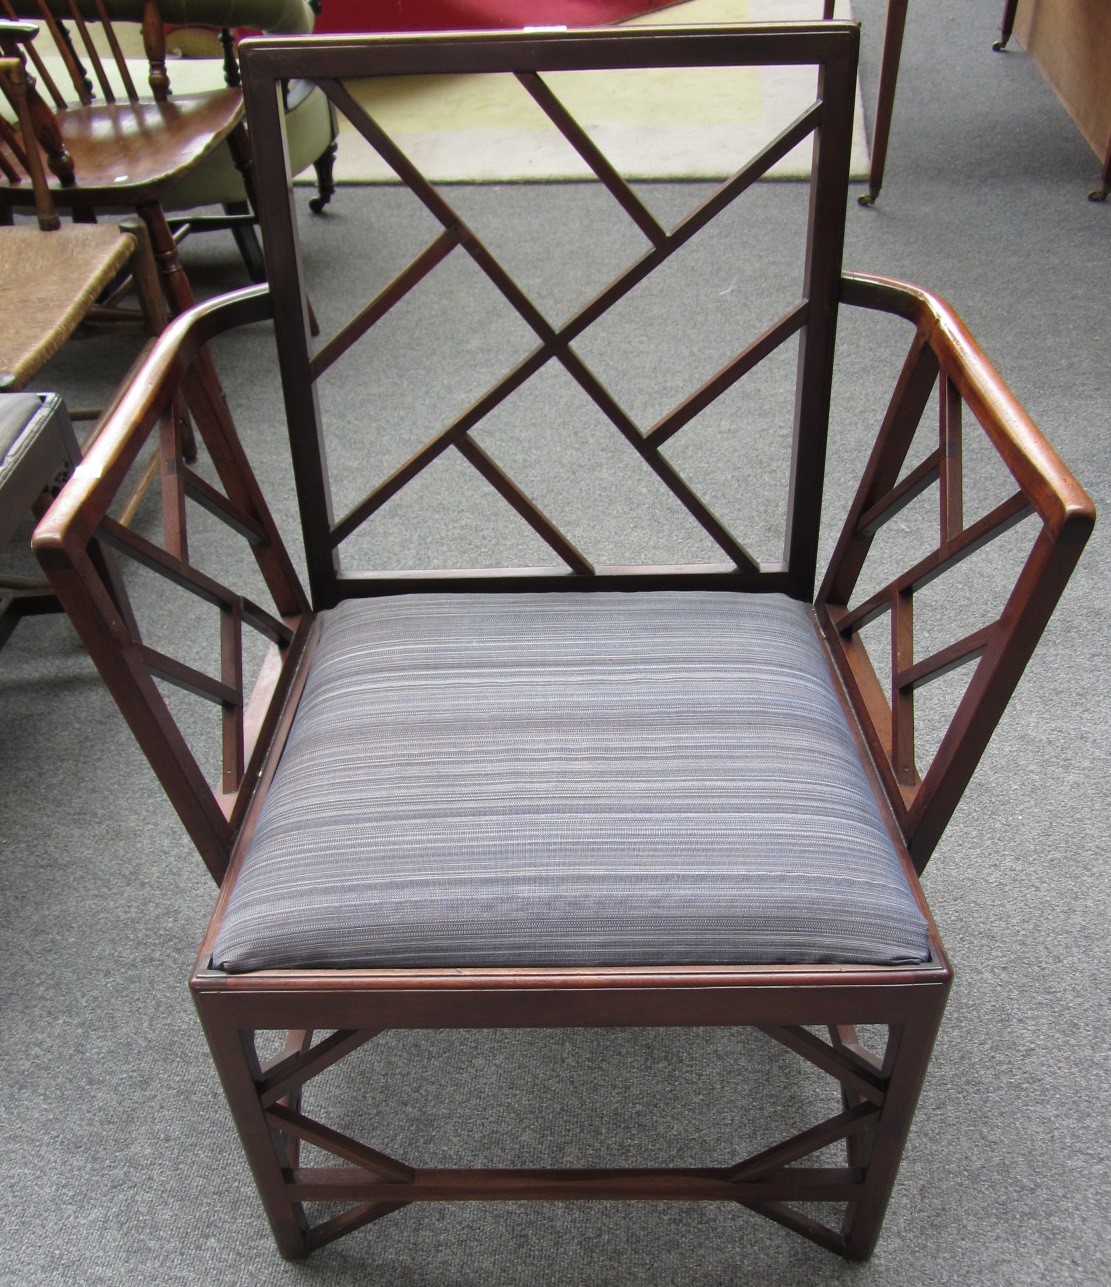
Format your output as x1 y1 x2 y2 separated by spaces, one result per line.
0 7 251 316
33 22 1094 1264
0 1 337 275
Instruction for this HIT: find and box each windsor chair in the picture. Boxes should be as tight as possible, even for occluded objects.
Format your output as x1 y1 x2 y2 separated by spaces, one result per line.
0 7 250 316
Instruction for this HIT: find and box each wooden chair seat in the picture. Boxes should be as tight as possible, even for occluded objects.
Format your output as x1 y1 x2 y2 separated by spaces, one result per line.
0 15 252 319
0 222 134 386
15 90 246 206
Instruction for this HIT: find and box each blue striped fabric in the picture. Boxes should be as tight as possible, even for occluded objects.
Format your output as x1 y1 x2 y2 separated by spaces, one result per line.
212 592 930 971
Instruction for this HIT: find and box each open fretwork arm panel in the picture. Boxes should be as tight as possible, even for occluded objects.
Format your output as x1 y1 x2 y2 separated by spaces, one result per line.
818 271 1095 874
31 286 311 885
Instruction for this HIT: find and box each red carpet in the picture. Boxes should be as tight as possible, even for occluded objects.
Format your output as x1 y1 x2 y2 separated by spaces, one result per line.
313 2 680 35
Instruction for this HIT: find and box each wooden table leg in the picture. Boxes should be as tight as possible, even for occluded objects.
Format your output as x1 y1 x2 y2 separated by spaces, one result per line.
1089 131 1111 201
993 0 1021 53
859 0 909 206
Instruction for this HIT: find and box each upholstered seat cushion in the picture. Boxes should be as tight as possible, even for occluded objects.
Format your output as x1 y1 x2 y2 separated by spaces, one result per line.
212 591 930 972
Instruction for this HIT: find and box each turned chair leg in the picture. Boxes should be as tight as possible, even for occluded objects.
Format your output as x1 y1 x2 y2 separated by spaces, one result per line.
136 200 196 319
223 200 267 282
309 140 338 215
122 219 169 337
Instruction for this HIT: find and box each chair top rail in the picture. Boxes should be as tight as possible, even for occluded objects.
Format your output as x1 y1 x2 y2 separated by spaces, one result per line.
240 22 862 79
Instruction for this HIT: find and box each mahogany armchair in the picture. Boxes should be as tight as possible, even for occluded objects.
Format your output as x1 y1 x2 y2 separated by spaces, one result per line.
33 22 1094 1263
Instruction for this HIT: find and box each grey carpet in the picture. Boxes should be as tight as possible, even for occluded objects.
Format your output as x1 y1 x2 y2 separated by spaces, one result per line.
2 2 1110 1283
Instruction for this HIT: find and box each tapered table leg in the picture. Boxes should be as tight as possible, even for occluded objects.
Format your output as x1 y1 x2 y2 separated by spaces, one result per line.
993 0 1020 53
859 0 909 206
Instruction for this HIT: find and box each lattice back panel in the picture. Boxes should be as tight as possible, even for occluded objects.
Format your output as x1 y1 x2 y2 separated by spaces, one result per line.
240 24 860 607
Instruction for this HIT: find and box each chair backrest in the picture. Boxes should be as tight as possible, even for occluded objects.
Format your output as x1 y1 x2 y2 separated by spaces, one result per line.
240 23 860 608
0 0 163 104
29 22 861 883
0 1 317 107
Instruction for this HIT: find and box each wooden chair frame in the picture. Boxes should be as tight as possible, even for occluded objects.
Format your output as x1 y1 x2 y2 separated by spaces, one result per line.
33 23 1094 1263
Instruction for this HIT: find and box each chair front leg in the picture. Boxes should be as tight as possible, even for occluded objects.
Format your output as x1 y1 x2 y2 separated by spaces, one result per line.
859 0 909 206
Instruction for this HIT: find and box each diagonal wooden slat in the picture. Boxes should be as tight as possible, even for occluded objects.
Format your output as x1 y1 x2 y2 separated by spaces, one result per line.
327 346 552 548
182 467 271 547
266 1104 416 1183
758 1026 887 1107
321 78 460 229
514 69 668 248
310 227 462 380
857 448 942 537
138 642 240 708
556 344 760 571
453 434 594 574
257 1028 384 1108
645 302 809 448
240 597 296 647
305 1200 411 1253
833 491 1033 636
746 1200 847 1255
557 102 824 349
819 332 940 606
896 623 996 692
97 517 239 612
726 1102 879 1182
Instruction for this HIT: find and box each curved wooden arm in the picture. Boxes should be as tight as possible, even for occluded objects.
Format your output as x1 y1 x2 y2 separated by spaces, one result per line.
35 283 273 561
820 272 1095 872
840 272 1094 540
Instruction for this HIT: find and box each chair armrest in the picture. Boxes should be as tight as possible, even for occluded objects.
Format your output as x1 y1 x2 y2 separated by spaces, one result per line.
819 271 1095 872
32 284 311 884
